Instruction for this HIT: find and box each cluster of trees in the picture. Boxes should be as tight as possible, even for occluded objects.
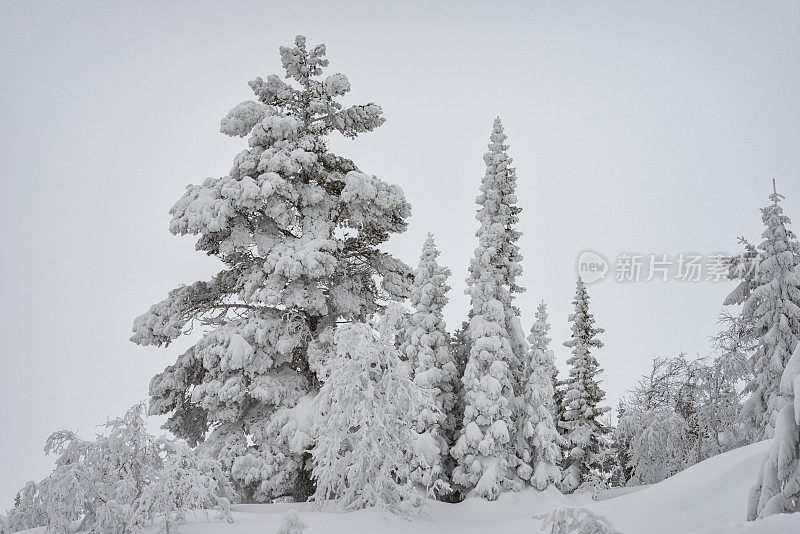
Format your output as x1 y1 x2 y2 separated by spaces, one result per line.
610 184 800 520
613 353 746 486
120 34 613 513
5 35 800 530
611 184 800 522
2 405 233 534
733 187 800 519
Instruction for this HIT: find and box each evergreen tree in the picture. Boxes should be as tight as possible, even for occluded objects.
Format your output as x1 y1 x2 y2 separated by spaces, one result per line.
528 301 561 420
740 186 800 438
515 328 562 490
311 305 429 515
449 321 471 463
451 118 523 499
470 117 527 391
451 300 515 500
724 237 760 307
716 237 759 403
406 234 457 495
558 279 610 492
451 322 472 381
747 343 800 519
131 36 412 502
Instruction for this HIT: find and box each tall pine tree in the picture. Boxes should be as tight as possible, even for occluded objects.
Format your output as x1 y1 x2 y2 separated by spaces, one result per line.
452 118 523 500
741 186 800 438
131 36 412 502
559 279 610 492
406 234 457 495
476 117 527 390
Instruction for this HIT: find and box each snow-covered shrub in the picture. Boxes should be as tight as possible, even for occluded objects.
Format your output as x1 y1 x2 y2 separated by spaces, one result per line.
131 443 233 533
311 306 430 515
7 404 233 534
0 513 9 534
747 342 800 519
613 350 747 487
615 409 690 485
133 34 412 503
6 482 45 532
276 509 307 534
8 404 166 533
575 470 610 501
536 507 622 534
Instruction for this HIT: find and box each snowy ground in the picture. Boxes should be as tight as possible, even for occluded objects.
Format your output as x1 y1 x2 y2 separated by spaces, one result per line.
15 440 800 534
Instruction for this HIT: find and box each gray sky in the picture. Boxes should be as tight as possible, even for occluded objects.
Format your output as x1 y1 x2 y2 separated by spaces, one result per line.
1 0 799 508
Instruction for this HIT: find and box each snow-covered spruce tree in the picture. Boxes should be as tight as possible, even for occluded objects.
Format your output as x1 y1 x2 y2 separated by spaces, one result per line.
451 321 472 380
747 342 800 519
515 322 562 489
311 305 430 515
713 237 759 412
451 298 515 500
450 321 471 428
405 234 457 495
471 118 527 390
451 118 526 500
484 117 528 391
447 320 471 488
725 237 761 307
528 300 561 420
740 187 800 439
558 279 611 493
131 36 412 502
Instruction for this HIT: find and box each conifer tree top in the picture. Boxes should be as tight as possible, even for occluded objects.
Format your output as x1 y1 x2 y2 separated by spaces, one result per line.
565 279 604 350
529 300 552 351
466 117 524 312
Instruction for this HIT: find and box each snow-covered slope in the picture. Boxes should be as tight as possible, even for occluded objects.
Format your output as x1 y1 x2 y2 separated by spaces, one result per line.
14 440 800 534
591 439 796 533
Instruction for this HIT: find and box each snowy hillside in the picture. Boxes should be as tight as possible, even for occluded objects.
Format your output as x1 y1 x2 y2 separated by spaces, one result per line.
592 440 798 534
15 440 794 534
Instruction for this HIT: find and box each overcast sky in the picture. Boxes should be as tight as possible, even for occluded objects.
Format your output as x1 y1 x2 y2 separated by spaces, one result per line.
2 0 799 507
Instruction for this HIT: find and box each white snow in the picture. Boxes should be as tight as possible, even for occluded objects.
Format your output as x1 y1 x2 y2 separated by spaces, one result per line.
13 440 793 534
